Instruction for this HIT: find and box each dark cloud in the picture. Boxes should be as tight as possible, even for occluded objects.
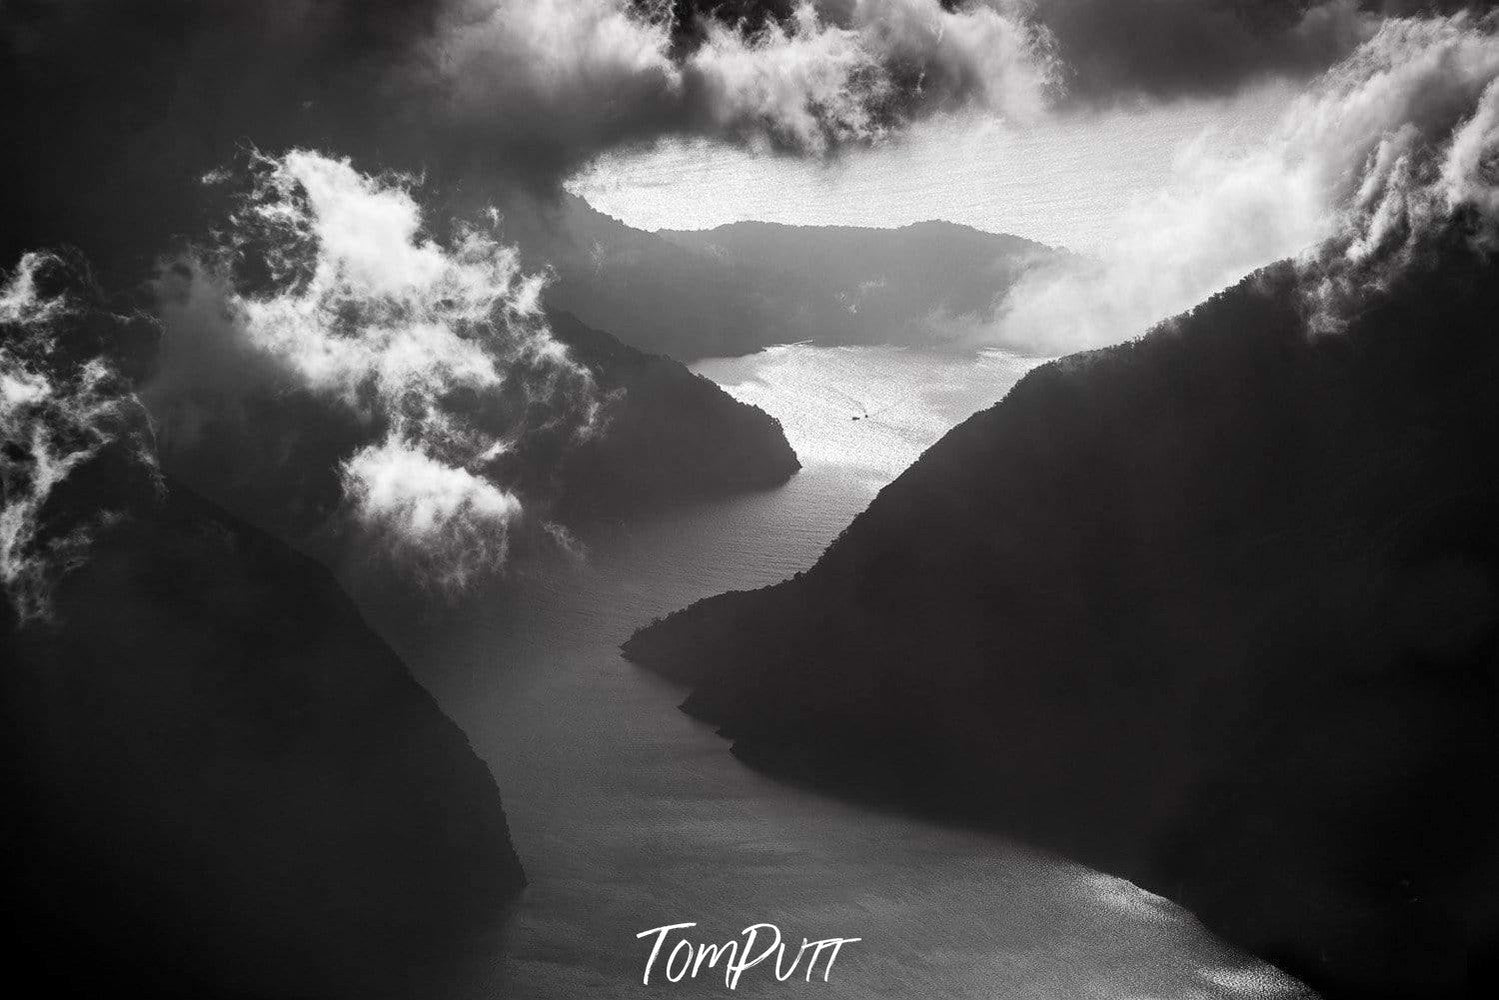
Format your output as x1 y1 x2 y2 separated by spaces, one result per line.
6 1 1498 290
1032 1 1499 102
12 0 1491 289
1034 1 1361 101
0 1 1056 285
0 0 439 281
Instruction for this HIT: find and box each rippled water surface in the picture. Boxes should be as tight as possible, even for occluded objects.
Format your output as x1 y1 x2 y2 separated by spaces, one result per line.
376 347 1312 999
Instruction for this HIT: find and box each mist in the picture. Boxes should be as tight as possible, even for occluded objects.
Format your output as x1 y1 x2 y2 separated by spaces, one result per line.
982 11 1499 354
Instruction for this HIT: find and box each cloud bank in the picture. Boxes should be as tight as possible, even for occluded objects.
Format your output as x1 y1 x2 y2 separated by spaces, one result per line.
13 2 1485 295
421 0 1060 181
1 1 1061 272
149 151 602 590
983 11 1499 354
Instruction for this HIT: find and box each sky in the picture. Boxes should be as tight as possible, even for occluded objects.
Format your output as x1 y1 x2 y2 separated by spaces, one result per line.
570 84 1294 251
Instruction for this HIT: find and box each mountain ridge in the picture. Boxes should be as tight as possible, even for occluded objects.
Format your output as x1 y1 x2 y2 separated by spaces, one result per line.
501 194 1061 360
624 238 1499 999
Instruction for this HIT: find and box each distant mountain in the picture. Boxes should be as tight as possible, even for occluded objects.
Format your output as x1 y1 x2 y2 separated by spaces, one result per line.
658 218 1049 333
1 469 525 999
625 235 1499 999
503 195 1059 360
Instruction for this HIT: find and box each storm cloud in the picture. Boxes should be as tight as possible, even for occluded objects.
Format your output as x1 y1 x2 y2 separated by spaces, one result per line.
0 1 1057 277
11 1 1488 282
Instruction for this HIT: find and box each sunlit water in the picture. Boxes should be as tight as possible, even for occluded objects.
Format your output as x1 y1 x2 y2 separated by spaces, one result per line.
370 346 1312 999
694 344 1045 486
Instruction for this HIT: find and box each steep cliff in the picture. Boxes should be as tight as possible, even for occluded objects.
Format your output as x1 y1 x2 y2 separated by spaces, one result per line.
625 242 1499 999
547 310 800 517
1 466 526 1000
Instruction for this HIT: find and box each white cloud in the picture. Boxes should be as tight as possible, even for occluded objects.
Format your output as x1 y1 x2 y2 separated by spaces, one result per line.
680 0 1059 151
149 150 602 587
340 437 523 593
229 150 556 412
426 1 1057 174
687 5 886 151
0 252 69 329
1 253 156 621
980 12 1499 354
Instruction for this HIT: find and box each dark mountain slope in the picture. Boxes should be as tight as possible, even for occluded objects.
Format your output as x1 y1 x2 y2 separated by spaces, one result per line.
1 468 525 1000
547 310 800 517
625 242 1499 999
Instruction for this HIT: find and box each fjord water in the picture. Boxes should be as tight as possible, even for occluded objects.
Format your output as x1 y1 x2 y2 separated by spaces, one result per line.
379 346 1312 999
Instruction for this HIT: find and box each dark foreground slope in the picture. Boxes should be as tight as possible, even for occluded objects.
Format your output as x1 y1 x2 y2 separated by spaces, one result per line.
625 245 1499 998
548 311 800 516
1 471 525 1000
